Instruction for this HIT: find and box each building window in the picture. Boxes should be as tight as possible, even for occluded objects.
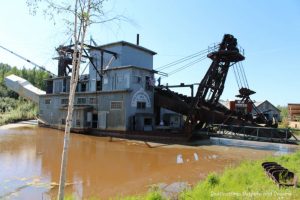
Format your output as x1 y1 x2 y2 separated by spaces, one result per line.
81 82 87 92
89 98 96 104
77 98 86 104
145 76 155 90
96 80 102 91
61 98 69 105
110 101 122 110
137 101 146 109
144 118 152 125
45 99 51 104
54 80 63 93
61 118 66 125
40 110 44 115
46 80 53 94
145 76 150 90
76 119 80 126
132 76 141 84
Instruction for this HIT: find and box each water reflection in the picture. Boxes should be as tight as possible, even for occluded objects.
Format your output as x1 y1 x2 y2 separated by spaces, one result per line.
0 125 281 199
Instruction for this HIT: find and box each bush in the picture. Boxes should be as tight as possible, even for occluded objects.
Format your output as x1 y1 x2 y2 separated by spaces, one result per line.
206 173 220 187
0 97 37 126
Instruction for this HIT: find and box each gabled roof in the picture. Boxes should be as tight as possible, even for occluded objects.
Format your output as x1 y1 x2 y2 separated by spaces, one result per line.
253 101 263 107
218 99 280 112
254 100 280 112
99 41 157 55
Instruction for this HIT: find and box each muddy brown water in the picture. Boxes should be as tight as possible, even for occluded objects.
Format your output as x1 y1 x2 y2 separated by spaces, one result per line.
0 123 281 199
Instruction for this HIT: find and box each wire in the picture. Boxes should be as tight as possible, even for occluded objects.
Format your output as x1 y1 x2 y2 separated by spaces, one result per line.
166 55 207 77
232 64 242 89
155 46 218 71
236 62 246 88
239 62 249 88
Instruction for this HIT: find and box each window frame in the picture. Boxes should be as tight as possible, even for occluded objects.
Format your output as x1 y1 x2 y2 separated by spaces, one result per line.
110 101 123 110
61 98 69 105
44 99 51 104
137 101 146 109
77 97 87 104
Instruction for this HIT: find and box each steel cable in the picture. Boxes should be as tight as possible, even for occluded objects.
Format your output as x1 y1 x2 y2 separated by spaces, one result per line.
165 55 207 77
155 45 219 71
232 64 242 89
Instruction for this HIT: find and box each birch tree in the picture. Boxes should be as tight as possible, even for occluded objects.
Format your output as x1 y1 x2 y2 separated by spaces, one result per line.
26 1 125 199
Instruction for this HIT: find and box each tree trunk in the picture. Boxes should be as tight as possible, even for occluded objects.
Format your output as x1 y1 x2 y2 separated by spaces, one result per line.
57 0 80 199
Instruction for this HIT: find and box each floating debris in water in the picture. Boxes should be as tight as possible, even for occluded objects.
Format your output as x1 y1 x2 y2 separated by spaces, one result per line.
194 153 199 161
176 154 183 164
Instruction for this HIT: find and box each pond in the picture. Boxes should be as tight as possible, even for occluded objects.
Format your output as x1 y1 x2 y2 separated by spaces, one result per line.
0 122 285 199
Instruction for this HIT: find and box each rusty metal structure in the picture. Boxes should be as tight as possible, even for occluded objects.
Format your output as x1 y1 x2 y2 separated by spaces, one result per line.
262 162 297 187
155 34 293 140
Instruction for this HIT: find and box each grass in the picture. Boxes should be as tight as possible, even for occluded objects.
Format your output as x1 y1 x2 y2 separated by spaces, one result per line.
291 129 300 136
118 186 164 200
64 189 164 200
0 97 37 126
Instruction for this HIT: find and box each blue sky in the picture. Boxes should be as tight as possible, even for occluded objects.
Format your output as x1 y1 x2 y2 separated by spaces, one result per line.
0 0 299 106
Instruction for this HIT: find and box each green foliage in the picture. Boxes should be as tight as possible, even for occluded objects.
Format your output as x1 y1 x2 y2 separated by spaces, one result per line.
277 105 288 119
292 129 300 136
117 186 165 200
0 97 18 112
206 173 220 187
0 97 37 126
277 105 289 128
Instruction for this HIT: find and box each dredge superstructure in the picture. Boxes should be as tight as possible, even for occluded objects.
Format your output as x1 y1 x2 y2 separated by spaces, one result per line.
4 34 296 143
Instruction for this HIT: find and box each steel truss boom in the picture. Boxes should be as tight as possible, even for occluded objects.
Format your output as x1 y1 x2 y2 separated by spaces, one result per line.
0 45 56 77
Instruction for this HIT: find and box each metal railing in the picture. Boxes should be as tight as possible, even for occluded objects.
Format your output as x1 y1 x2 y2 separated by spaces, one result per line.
199 124 298 144
207 43 245 56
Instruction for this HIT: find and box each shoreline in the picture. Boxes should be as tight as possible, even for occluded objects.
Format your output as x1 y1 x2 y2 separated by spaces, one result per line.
0 119 38 129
